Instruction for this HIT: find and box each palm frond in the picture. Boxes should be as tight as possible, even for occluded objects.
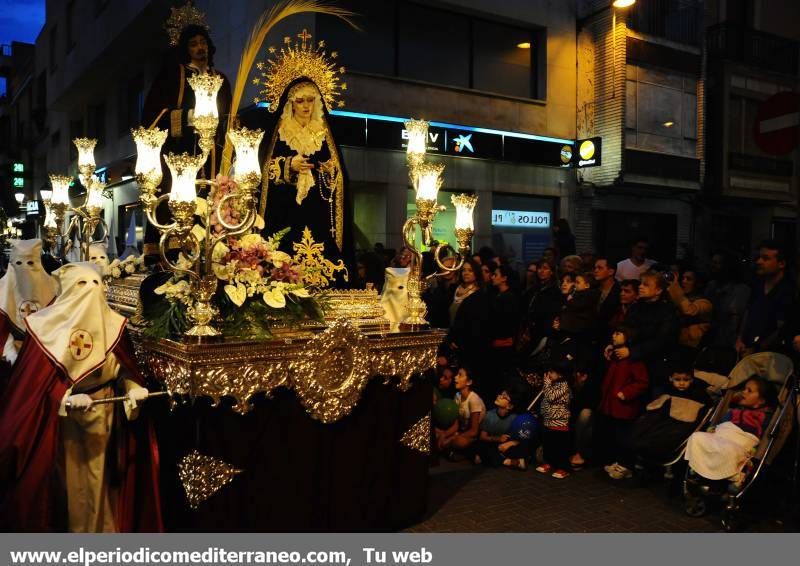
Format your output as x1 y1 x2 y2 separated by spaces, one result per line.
221 0 359 175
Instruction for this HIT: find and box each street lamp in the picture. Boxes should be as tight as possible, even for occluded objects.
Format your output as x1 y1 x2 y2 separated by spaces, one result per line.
612 0 635 8
14 192 24 208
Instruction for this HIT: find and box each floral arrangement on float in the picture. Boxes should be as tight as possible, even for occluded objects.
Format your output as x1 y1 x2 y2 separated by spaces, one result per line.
141 174 345 340
106 255 148 279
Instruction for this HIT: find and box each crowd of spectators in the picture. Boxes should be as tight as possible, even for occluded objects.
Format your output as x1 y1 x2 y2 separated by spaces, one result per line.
353 223 800 487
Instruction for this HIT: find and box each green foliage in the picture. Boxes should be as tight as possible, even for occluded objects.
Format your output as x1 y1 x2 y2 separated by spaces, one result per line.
216 290 325 340
141 297 190 340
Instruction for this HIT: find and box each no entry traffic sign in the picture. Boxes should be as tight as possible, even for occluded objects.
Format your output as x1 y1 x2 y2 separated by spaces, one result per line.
754 91 800 156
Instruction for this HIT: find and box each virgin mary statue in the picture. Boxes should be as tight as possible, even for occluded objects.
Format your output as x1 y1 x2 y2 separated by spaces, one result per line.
254 31 348 259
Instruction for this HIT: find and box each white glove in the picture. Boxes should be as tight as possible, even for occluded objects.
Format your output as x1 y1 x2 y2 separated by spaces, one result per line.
128 387 149 403
66 394 94 412
2 334 17 365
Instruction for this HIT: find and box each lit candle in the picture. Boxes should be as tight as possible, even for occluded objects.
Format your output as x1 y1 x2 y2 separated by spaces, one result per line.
49 174 72 205
132 127 167 184
404 118 429 158
452 194 478 231
164 152 205 203
228 127 264 181
44 207 57 228
86 180 105 209
73 138 97 173
415 162 445 202
188 72 224 123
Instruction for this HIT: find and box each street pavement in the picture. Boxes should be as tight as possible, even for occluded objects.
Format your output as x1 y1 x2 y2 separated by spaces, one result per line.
407 459 800 533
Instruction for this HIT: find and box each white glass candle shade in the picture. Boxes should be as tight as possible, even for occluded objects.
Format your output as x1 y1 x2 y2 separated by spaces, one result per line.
73 138 97 171
44 207 57 228
49 174 72 205
164 153 204 203
188 72 224 122
228 128 264 178
415 162 444 202
452 194 478 231
86 182 105 209
132 127 167 181
404 118 429 158
40 189 52 203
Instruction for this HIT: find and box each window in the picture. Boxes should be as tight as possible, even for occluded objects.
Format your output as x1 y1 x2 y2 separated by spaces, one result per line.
398 3 469 88
66 1 77 52
625 64 697 157
315 0 395 76
728 95 768 157
49 26 58 74
87 103 106 141
119 74 144 134
36 72 46 110
69 118 83 161
316 0 541 100
473 21 534 98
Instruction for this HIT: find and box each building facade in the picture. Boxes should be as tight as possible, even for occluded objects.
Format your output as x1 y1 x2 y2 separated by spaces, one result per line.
576 0 705 265
0 40 37 227
699 0 800 261
32 0 578 267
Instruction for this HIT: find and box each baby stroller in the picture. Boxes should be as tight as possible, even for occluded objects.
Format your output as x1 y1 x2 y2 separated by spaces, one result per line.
634 346 737 482
682 352 797 531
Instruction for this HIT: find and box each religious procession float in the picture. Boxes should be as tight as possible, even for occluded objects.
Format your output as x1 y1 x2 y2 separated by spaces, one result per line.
7 0 479 532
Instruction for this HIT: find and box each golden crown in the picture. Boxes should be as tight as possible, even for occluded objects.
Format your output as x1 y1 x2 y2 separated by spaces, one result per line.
164 0 210 47
253 29 346 113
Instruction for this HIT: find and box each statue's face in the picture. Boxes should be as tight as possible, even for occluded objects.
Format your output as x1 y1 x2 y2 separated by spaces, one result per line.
187 34 208 66
290 85 317 124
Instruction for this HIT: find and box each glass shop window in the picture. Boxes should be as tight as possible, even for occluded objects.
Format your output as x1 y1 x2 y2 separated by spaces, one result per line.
625 64 697 157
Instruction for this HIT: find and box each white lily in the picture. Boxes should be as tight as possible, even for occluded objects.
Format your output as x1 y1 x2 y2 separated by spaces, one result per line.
224 283 247 307
262 287 286 309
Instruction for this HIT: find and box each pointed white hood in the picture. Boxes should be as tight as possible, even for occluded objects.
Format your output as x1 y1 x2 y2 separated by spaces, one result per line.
0 239 58 332
25 262 126 384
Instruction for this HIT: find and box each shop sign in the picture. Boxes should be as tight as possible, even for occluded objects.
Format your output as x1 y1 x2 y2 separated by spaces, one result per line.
25 200 39 217
491 209 550 228
575 137 602 167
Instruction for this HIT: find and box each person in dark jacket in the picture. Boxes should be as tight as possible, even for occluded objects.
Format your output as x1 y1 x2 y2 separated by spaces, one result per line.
595 325 649 480
521 259 561 355
619 271 680 397
487 264 521 395
557 272 598 338
423 256 458 329
448 259 491 390
738 240 794 356
593 257 620 342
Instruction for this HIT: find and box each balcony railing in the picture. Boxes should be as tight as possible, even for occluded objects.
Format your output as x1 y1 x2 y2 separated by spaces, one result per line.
627 0 703 47
707 23 799 76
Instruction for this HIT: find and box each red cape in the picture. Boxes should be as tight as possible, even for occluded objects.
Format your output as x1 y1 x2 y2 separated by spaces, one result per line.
0 330 163 532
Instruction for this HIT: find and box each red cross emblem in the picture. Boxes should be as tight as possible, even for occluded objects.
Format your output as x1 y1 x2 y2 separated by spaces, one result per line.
69 329 93 361
19 300 40 318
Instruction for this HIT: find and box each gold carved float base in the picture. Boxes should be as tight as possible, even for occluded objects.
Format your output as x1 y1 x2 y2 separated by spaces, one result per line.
131 320 444 423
